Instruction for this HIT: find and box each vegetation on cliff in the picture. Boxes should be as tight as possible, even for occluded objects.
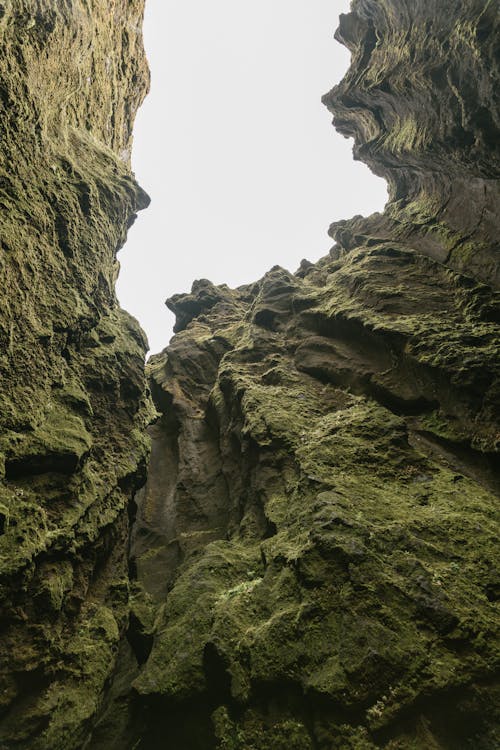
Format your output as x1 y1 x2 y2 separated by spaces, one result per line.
0 2 152 747
0 0 498 749
123 1 499 748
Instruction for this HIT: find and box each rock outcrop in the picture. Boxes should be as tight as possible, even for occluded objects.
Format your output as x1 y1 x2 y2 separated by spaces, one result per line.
127 1 500 748
1 0 499 749
0 2 151 748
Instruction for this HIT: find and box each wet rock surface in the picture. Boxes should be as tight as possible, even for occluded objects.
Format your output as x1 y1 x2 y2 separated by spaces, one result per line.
124 1 500 748
0 2 151 748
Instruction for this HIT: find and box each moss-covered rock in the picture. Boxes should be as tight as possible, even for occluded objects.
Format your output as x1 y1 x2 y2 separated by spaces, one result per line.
122 1 499 747
2 0 499 748
323 0 500 288
125 242 498 748
0 2 151 747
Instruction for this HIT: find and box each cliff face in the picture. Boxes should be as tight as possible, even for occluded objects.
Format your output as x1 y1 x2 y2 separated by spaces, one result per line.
0 2 151 748
1 1 499 749
129 1 500 748
325 0 500 289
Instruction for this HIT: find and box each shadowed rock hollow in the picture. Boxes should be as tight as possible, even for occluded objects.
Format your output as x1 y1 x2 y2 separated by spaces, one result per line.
0 0 499 749
126 1 500 748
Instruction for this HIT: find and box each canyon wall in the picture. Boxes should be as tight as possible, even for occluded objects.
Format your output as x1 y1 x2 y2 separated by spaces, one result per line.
128 0 500 748
0 2 151 748
0 1 498 749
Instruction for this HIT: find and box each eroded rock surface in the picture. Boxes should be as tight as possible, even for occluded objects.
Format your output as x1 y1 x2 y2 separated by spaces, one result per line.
0 2 151 748
325 0 500 288
127 1 500 748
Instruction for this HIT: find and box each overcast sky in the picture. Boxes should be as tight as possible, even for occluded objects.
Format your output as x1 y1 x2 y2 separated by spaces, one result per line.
116 0 387 354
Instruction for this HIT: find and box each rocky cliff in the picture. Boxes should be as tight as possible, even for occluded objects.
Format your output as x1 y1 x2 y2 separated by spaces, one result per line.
0 2 151 748
128 1 500 748
1 0 499 749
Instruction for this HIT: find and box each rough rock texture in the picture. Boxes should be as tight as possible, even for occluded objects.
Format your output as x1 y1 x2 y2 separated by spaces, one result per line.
327 0 500 289
126 1 500 748
0 2 151 748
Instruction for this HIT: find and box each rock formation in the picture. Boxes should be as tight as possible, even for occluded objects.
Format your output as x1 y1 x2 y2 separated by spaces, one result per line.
0 0 499 749
127 1 500 748
0 1 151 748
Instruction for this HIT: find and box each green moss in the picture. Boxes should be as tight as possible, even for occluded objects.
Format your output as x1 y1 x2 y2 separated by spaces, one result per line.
36 560 74 612
58 379 93 416
31 604 123 750
417 409 471 443
1 400 92 472
213 707 314 750
133 540 263 698
295 399 423 480
137 231 499 744
141 331 499 740
129 582 160 635
0 1 151 743
384 116 430 154
0 485 50 576
128 0 500 746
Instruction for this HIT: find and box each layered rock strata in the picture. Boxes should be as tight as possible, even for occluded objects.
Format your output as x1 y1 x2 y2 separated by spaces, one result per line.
126 1 500 748
0 2 151 748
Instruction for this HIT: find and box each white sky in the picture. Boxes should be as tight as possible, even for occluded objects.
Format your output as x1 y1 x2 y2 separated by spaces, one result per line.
117 0 387 354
